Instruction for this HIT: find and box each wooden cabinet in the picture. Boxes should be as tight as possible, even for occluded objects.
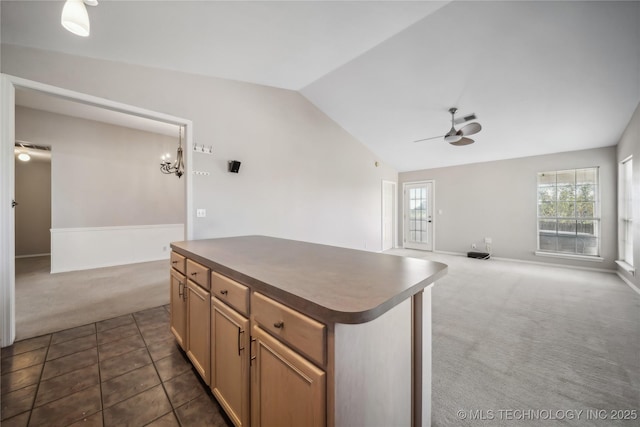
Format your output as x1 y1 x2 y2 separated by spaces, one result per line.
211 297 250 427
250 324 326 427
187 278 211 385
169 268 187 350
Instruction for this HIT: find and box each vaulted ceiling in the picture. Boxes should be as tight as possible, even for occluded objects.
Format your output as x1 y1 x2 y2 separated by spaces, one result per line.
2 1 639 171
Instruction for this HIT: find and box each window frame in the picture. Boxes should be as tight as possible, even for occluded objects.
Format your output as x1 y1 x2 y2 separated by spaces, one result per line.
535 167 603 261
617 156 634 273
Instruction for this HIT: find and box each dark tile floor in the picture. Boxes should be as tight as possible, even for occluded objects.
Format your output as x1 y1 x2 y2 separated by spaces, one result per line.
1 305 234 427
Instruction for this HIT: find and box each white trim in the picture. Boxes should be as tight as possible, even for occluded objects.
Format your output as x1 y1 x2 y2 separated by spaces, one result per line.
534 250 604 263
434 250 615 273
616 272 640 296
381 180 397 251
0 75 16 347
15 253 50 259
50 223 185 233
0 73 194 347
494 255 614 274
615 260 635 275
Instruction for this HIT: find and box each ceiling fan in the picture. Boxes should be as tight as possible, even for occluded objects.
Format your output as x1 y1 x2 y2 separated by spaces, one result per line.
414 107 482 146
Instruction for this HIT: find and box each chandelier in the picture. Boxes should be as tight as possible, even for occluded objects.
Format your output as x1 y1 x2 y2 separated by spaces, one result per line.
160 126 185 178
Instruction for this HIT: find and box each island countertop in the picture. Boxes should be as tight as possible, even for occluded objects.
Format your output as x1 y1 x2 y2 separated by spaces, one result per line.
171 235 447 324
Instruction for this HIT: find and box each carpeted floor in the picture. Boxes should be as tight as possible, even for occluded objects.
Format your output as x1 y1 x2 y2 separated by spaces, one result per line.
387 249 640 426
15 256 169 341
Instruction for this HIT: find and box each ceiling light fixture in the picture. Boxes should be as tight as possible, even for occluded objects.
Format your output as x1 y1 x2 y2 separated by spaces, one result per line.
160 126 185 178
61 0 98 37
17 153 31 162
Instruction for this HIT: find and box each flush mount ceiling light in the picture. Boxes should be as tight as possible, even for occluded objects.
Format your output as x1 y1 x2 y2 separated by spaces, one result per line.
160 126 185 178
17 153 31 162
61 0 98 37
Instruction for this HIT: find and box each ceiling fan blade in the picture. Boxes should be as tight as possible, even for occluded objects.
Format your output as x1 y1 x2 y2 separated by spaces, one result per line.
453 113 477 125
458 122 482 136
413 135 444 143
449 137 474 146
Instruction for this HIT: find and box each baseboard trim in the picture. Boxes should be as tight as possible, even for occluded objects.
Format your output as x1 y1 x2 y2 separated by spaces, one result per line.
491 256 616 274
15 253 50 259
616 272 640 296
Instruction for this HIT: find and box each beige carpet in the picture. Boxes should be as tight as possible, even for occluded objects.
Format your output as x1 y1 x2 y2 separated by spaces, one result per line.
386 249 640 426
15 256 169 340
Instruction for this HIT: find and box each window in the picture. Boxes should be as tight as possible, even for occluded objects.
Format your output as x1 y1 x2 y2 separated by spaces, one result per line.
537 168 600 258
619 157 633 267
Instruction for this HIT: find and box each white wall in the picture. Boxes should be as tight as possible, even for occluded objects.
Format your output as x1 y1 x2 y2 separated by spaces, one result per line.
2 44 397 251
15 106 186 271
16 106 184 228
399 147 618 270
616 103 640 287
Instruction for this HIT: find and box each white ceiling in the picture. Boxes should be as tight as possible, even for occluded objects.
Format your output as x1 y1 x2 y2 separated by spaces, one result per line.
2 0 639 172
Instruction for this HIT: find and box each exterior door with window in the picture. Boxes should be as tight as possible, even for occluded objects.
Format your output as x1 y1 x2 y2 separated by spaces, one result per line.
403 182 433 251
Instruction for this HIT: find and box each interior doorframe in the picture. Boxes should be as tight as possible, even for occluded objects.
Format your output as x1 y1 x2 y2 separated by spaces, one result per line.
381 180 398 250
0 73 194 347
402 180 436 251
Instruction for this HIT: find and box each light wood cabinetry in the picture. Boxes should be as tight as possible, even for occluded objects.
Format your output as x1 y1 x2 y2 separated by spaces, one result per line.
187 279 211 385
169 268 187 350
171 236 445 427
250 324 326 427
251 292 326 367
211 297 250 427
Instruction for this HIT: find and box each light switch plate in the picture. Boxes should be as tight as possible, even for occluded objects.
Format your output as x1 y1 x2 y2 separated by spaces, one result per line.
196 209 206 218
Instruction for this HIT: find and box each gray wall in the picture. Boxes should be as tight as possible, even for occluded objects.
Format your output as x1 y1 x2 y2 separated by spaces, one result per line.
15 106 185 228
616 103 640 286
2 45 397 250
15 156 51 256
399 147 618 270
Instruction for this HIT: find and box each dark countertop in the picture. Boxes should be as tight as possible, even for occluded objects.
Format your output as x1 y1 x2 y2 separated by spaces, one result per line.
171 236 447 324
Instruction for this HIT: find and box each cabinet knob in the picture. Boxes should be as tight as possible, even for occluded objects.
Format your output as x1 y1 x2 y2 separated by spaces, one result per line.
171 260 178 264
220 290 228 295
273 321 284 329
191 272 197 276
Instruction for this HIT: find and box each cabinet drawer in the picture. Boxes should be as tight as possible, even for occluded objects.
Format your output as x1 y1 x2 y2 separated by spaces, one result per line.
251 292 326 367
186 259 210 291
211 271 249 316
170 252 186 275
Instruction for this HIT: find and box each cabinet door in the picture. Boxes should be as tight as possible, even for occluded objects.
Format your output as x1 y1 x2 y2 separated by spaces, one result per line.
211 298 250 427
251 325 325 427
170 269 187 350
187 280 211 385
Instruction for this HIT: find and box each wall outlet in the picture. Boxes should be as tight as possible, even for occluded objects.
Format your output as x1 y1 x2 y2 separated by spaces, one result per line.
471 243 477 249
196 209 206 218
484 237 492 244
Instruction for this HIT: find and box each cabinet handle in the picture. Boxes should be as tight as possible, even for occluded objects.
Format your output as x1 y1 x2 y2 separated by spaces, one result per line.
191 272 198 276
171 260 178 264
250 337 256 365
220 290 228 296
273 321 284 329
237 328 244 356
178 281 183 297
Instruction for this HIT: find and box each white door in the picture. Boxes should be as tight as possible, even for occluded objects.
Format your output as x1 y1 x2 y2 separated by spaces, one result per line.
403 182 433 251
382 181 396 251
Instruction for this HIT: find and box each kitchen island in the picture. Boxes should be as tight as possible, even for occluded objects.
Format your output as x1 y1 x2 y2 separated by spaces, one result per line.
170 236 447 427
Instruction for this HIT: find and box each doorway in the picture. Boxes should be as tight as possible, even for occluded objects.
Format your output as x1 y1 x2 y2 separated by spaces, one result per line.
403 181 434 251
1 74 194 347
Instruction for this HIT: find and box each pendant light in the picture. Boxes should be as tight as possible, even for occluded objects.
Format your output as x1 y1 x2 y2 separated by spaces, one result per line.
61 0 98 37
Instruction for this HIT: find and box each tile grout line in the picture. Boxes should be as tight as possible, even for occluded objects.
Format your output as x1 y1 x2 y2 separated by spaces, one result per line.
25 333 52 427
133 311 183 427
